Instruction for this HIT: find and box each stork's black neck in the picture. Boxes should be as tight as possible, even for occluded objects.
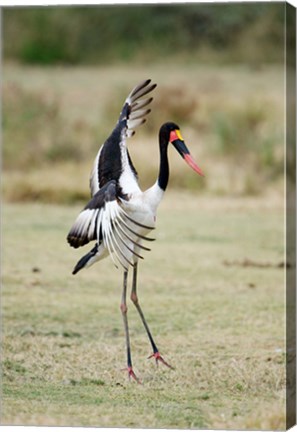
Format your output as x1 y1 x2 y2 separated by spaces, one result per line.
157 134 169 191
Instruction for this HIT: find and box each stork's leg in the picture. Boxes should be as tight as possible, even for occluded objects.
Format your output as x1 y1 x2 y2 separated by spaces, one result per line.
130 263 174 369
120 270 140 383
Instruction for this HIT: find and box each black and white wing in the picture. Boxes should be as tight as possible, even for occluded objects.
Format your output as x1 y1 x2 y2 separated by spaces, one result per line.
67 180 154 271
90 79 157 197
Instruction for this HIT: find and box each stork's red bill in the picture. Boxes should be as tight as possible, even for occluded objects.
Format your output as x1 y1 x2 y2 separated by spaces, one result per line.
169 129 205 177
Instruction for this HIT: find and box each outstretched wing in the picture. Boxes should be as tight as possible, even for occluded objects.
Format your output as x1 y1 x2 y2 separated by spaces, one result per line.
67 180 155 270
90 79 157 197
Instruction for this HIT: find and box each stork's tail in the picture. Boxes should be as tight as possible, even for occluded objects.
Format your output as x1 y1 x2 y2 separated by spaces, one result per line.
72 244 99 275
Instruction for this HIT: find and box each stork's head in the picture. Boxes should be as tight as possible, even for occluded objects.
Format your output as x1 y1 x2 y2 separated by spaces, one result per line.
160 122 204 177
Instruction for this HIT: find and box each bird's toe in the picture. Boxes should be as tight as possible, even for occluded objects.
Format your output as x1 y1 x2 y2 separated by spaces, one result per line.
148 352 174 370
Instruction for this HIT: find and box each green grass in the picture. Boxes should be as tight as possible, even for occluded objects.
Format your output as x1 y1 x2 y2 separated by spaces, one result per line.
2 192 285 428
3 5 285 65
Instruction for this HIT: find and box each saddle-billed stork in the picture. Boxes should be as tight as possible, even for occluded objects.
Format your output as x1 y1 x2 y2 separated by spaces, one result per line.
67 79 204 382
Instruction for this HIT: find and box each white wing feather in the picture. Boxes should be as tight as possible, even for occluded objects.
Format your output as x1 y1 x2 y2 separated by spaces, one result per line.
68 199 154 271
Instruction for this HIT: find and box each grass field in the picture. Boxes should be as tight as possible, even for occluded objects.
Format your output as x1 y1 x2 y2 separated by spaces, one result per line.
2 60 286 427
2 192 285 428
3 62 284 199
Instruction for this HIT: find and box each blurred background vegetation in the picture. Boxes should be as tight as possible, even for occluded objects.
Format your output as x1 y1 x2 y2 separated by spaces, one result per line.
3 4 285 65
2 3 288 202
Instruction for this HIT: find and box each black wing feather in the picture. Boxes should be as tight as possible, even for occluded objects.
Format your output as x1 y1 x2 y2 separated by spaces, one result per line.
90 79 156 196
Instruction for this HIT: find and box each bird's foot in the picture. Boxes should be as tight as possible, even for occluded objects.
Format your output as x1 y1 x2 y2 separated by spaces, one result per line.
122 366 142 384
148 351 174 369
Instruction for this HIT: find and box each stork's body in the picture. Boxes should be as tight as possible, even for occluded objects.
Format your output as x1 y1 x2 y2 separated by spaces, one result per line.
67 80 204 382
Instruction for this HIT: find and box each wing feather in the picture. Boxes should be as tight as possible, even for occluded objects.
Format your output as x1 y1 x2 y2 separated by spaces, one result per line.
90 79 156 196
129 108 151 121
131 97 153 110
67 180 153 270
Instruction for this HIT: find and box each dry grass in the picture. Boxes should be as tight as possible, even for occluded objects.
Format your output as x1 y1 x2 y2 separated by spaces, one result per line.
2 62 284 200
2 192 285 428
